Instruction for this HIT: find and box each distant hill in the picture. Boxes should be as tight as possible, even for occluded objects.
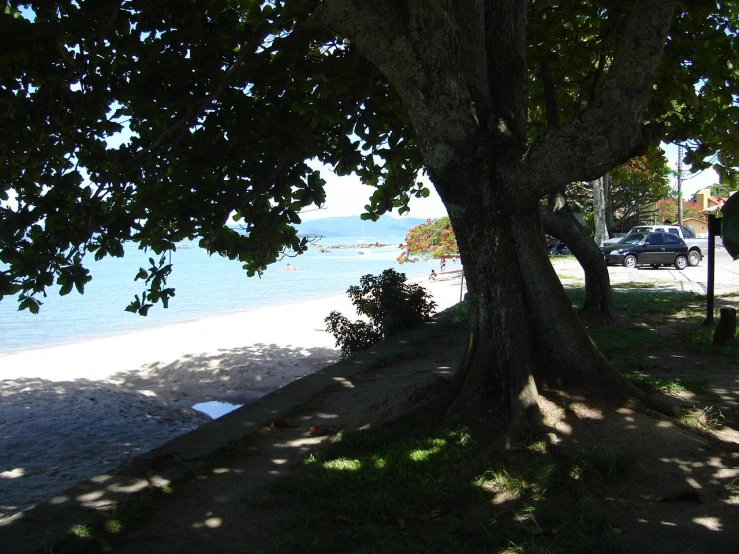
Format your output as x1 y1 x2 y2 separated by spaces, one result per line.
295 215 427 238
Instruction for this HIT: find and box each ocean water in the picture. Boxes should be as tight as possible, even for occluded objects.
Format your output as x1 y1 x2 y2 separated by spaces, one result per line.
0 237 444 354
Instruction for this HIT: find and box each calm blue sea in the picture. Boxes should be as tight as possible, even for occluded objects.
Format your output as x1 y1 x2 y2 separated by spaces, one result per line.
0 237 443 354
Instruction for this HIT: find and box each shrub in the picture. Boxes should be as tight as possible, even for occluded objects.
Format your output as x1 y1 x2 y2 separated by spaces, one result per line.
325 269 437 358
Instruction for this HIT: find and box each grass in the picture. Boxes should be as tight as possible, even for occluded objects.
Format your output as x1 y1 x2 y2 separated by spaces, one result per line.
567 289 737 358
611 281 658 289
677 406 725 430
260 426 627 553
622 372 711 397
565 288 704 322
264 423 508 553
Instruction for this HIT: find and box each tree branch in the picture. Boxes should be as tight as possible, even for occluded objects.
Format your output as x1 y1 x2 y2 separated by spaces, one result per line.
519 0 676 201
484 0 528 143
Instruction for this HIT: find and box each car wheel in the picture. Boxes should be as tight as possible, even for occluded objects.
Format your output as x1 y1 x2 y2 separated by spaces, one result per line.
688 250 701 266
674 255 688 270
623 255 637 269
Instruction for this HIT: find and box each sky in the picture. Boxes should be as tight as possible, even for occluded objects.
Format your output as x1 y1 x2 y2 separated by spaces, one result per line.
662 142 720 200
301 142 722 222
298 165 447 222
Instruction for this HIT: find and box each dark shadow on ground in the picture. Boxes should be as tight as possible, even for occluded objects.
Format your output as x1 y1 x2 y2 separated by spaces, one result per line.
0 343 338 522
4 300 738 553
108 343 340 406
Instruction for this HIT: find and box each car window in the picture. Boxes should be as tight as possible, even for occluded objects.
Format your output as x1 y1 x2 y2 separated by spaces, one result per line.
645 233 664 245
668 228 679 235
653 228 665 233
621 233 647 245
681 225 696 239
631 226 650 234
664 234 681 244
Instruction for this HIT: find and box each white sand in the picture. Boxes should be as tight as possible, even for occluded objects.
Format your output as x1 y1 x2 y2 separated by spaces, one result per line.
0 271 465 519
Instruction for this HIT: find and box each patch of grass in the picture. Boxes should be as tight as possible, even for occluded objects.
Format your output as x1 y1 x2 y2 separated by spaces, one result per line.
432 301 469 333
677 319 739 354
69 524 94 539
612 281 659 289
477 469 528 496
262 423 626 553
566 289 703 324
623 372 710 397
266 423 512 553
105 519 123 534
588 325 664 353
613 290 703 322
678 406 725 430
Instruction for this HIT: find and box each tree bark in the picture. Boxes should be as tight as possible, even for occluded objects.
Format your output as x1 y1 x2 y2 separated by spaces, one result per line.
593 175 610 246
539 204 615 320
319 0 678 434
444 191 658 430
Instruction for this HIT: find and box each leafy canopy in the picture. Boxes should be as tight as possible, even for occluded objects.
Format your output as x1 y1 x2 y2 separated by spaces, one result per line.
0 0 426 313
566 150 672 228
1 0 737 313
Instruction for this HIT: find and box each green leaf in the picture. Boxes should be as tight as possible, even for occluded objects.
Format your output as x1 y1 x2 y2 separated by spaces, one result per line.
59 281 73 296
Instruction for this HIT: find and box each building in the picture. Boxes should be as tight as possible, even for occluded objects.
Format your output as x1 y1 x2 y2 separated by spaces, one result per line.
695 186 728 212
682 217 708 237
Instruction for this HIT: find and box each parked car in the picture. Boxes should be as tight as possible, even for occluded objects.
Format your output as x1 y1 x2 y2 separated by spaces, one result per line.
600 232 689 270
549 241 571 255
601 224 704 266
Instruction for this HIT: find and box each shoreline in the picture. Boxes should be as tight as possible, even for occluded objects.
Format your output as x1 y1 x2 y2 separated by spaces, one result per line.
0 268 461 368
0 271 465 519
0 257 437 356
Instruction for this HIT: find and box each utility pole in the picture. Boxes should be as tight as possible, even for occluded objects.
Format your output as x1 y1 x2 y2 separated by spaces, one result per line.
677 144 684 227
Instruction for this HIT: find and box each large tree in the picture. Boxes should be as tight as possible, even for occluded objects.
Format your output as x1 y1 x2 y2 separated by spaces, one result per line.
2 1 738 434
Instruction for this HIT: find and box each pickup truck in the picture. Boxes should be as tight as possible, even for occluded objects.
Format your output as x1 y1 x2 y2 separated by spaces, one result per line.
601 225 706 266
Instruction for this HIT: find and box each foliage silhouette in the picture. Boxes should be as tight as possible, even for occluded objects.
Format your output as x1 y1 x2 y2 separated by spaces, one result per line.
325 269 436 358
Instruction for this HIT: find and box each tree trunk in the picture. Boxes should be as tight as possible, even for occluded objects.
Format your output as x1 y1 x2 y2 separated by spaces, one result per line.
539 204 615 320
593 175 610 245
437 187 654 434
320 0 679 436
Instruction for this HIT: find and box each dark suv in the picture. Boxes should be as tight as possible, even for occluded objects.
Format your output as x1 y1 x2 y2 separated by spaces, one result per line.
600 232 689 270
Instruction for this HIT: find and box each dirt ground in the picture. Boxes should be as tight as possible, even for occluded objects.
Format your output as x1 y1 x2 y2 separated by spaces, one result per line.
46 292 738 554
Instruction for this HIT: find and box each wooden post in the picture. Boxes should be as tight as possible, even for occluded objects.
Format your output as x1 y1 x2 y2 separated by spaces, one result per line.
713 307 737 346
703 215 720 326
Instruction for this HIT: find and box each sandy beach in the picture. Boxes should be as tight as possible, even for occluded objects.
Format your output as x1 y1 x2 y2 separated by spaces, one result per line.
0 271 466 519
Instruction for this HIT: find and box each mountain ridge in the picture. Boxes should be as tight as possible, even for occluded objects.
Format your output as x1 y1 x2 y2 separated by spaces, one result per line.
294 215 426 238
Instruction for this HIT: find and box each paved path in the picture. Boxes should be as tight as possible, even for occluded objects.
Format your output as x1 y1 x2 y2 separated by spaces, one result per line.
552 246 739 296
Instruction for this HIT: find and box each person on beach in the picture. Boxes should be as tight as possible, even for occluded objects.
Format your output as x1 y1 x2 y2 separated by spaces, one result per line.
429 269 437 280
440 258 446 272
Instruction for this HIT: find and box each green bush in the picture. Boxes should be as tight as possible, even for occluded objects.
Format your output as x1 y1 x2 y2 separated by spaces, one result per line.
325 269 437 358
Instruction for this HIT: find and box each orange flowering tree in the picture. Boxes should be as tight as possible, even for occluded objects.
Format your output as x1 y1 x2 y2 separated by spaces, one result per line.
656 198 702 223
397 217 458 263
